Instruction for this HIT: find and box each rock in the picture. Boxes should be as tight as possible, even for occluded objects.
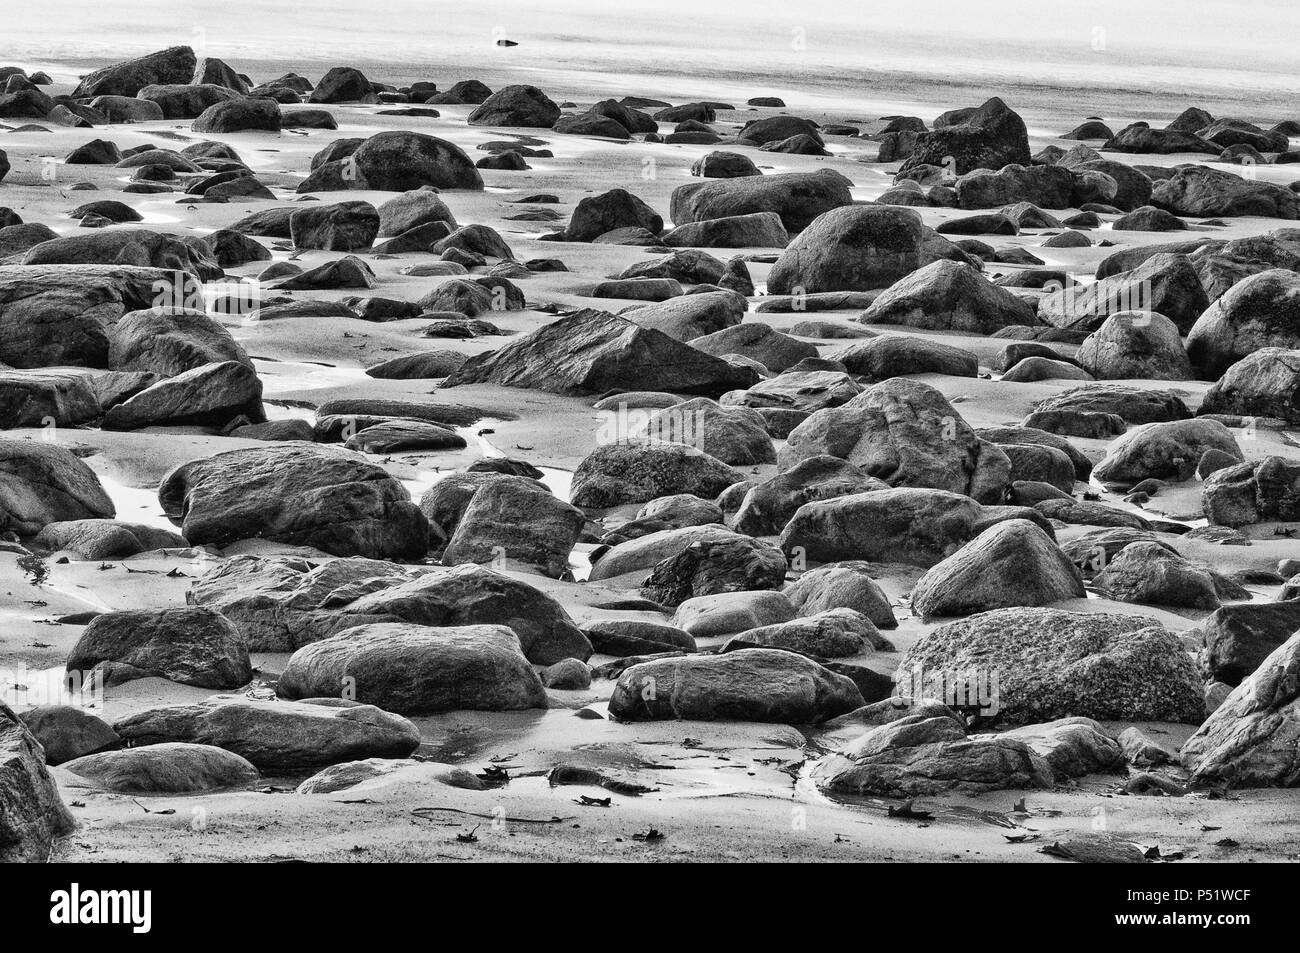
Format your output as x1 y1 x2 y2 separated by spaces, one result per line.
32 519 184 560
780 379 1011 503
1092 541 1221 609
0 700 76 861
725 608 880 658
1105 123 1218 155
624 291 745 340
1181 630 1300 787
1200 602 1300 685
690 323 815 373
72 45 196 97
192 97 280 133
137 82 241 118
1039 253 1209 334
901 607 1204 725
102 360 264 431
1076 311 1193 380
570 442 741 509
61 743 258 794
443 309 757 397
766 204 973 294
1152 165 1298 219
1035 499 1149 530
343 419 465 453
269 255 375 291
295 758 483 794
640 535 787 607
86 95 164 122
589 524 736 580
1203 456 1300 527
665 212 789 248
1022 409 1127 438
935 212 1018 235
0 370 101 428
956 164 1077 210
0 223 57 259
307 66 375 103
365 351 468 380
67 606 251 689
730 370 862 414
831 335 979 380
467 84 560 127
157 444 427 558
900 97 1031 175
1118 726 1177 768
24 229 218 279
112 696 420 771
609 649 863 723
541 658 591 690
733 456 885 537
564 188 662 242
18 706 120 766
376 188 458 237
1199 347 1300 424
672 590 796 637
278 623 546 713
1094 419 1243 487
582 620 697 656
670 168 853 234
784 564 896 629
813 709 1053 795
910 519 1085 619
634 398 774 465
300 132 483 192
65 138 122 164
691 151 760 178
990 717 1124 779
290 201 379 251
1113 206 1186 231
859 259 1036 333
442 476 584 578
1031 383 1193 424
1187 270 1300 378
0 439 114 535
1001 356 1093 383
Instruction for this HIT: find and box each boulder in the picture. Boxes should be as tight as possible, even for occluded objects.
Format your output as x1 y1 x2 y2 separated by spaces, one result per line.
1031 383 1193 424
1202 456 1300 527
780 379 1011 503
1094 419 1243 487
691 151 761 178
859 259 1036 333
192 97 281 133
137 83 241 118
1038 253 1209 334
989 717 1125 779
23 230 219 279
725 608 880 658
278 623 547 713
1076 311 1193 381
443 308 757 397
112 696 420 771
901 607 1205 725
442 476 584 578
1187 270 1300 378
0 370 101 428
570 442 741 509
101 360 265 431
0 700 76 862
564 188 662 242
955 163 1077 210
61 743 258 794
640 535 787 607
831 335 979 380
672 590 796 637
1200 602 1300 685
910 519 1085 619
664 212 789 248
290 201 380 251
72 45 196 97
1199 347 1300 424
608 649 863 723
899 97 1031 175
690 323 816 373
17 706 120 766
624 291 745 341
1154 165 1299 220
0 439 114 535
299 132 483 192
307 66 375 103
766 204 973 294
669 168 853 234
67 607 252 689
31 519 185 559
157 444 427 558
1092 542 1222 610
467 85 560 127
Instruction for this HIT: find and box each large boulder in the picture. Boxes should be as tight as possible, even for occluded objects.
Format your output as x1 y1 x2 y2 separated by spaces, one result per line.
442 475 584 578
112 696 420 772
779 379 1011 503
784 564 897 629
137 83 242 119
831 335 979 380
61 743 259 794
0 700 75 862
0 439 114 535
72 45 196 97
1057 155 1153 211
289 201 380 251
192 97 281 133
307 66 375 103
859 259 1036 333
1031 382 1192 424
901 608 1205 725
608 649 863 723
899 97 1031 175
0 371 101 428
733 455 886 536
570 442 741 509
1199 602 1300 686
101 360 265 431
1076 311 1193 381
765 205 972 295
17 706 120 766
690 323 816 373
1181 631 1300 788
1038 253 1209 333
623 291 745 341
664 212 789 249
467 85 560 127
299 131 483 192
669 168 853 234
564 188 662 242
1202 456 1300 527
1091 541 1223 610
23 230 220 280
636 398 774 466
1199 347 1300 424
1093 419 1243 487
67 607 251 689
157 444 428 558
443 308 757 397
640 534 786 607
910 519 1085 619
278 623 547 713
1152 165 1299 219
32 519 185 560
1186 270 1300 378
955 163 1077 209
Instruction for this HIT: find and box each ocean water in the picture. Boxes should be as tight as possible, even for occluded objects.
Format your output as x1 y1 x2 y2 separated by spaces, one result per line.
5 0 1298 122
